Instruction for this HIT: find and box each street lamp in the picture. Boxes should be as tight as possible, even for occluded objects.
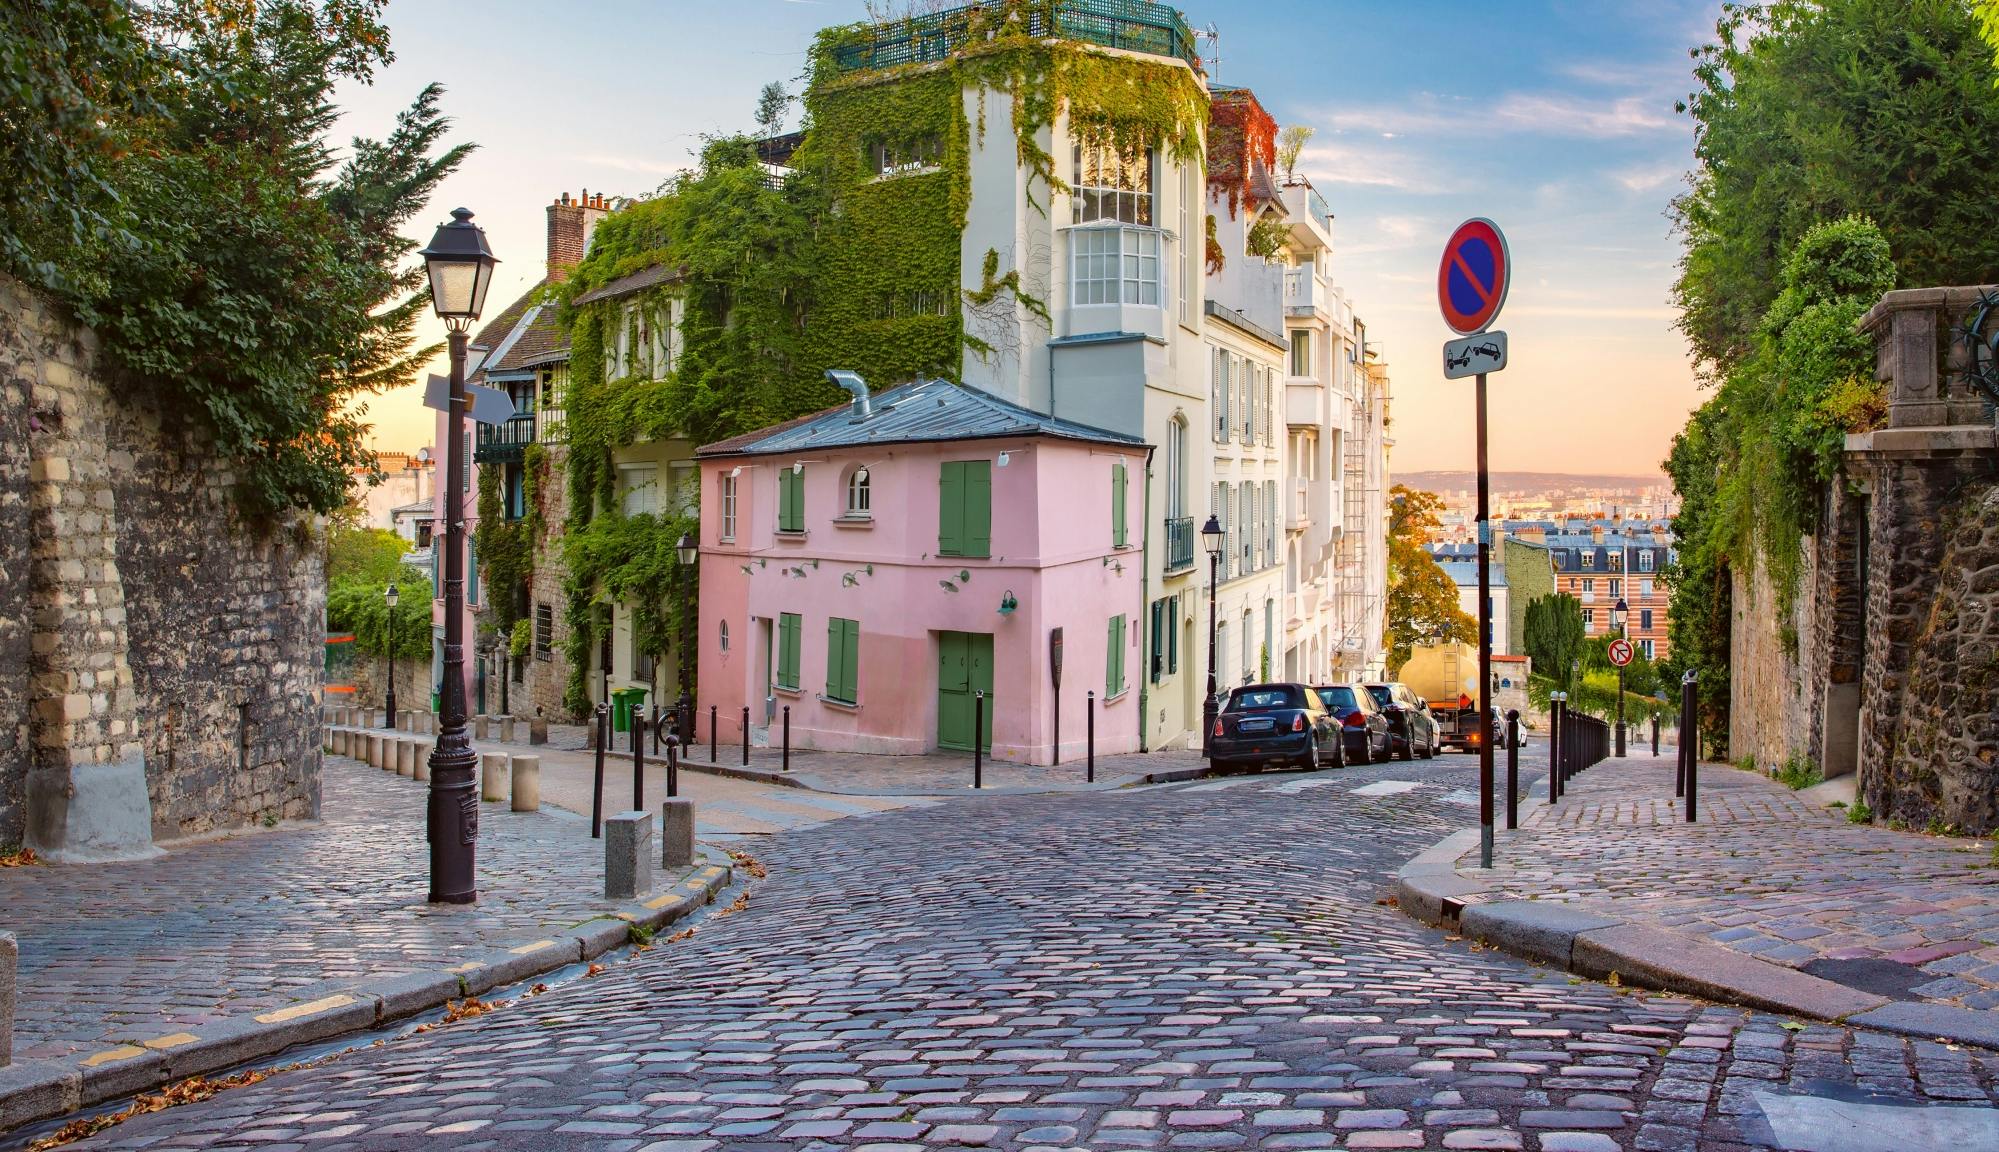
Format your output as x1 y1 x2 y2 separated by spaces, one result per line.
1611 596 1629 757
418 207 499 906
382 583 399 729
1200 514 1225 757
675 532 699 566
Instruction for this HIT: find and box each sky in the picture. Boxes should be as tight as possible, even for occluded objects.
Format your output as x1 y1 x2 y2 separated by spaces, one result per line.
337 0 1720 478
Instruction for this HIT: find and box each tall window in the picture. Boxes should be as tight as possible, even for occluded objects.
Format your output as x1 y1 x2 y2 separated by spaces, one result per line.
1111 458 1129 547
1264 479 1277 559
720 474 738 541
1239 483 1254 572
845 466 871 519
1290 330 1311 378
1073 140 1154 225
1212 349 1231 442
1638 550 1655 572
1071 226 1160 306
1582 578 1594 593
534 603 553 660
1608 578 1621 598
1240 359 1254 443
621 465 658 517
1582 551 1595 568
1164 418 1186 520
1582 608 1596 630
1640 608 1653 631
1106 614 1127 697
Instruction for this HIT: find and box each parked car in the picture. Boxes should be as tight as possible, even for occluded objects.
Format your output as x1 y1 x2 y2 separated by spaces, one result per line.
1362 682 1440 760
1313 683 1394 765
1209 683 1344 772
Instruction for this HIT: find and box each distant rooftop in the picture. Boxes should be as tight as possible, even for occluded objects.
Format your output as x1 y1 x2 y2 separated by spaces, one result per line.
698 377 1144 457
824 0 1200 75
1439 560 1506 589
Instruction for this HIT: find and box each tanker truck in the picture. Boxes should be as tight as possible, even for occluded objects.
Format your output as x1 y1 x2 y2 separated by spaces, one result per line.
1398 642 1500 753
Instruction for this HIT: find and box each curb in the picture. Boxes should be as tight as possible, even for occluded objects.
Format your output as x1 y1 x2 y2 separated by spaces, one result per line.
1392 822 1999 1050
0 854 733 1131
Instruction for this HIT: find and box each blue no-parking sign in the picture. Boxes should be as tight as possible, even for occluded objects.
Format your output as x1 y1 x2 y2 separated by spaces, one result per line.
1437 218 1510 335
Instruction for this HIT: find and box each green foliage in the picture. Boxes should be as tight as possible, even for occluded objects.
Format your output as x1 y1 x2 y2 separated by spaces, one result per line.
1385 486 1476 673
1773 753 1824 790
509 617 533 662
6 2 471 520
1245 212 1288 260
1525 673 1668 725
1276 124 1314 181
1523 594 1586 692
325 522 409 589
473 442 547 635
1980 2 1999 80
1672 0 1999 375
326 564 431 662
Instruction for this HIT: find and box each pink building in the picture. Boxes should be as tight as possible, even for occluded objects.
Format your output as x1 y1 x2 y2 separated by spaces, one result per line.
696 377 1150 765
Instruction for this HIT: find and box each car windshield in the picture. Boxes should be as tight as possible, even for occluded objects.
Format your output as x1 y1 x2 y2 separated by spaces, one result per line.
1229 686 1303 711
1314 686 1357 711
1363 685 1392 707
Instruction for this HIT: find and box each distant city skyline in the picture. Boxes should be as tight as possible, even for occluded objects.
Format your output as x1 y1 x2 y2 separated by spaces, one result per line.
339 0 1715 476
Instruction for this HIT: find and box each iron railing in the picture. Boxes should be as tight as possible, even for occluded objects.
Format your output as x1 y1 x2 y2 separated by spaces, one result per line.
473 413 536 465
1164 515 1194 572
829 0 1200 74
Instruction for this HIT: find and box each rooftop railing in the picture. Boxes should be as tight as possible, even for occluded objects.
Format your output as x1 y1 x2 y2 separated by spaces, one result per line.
828 0 1200 74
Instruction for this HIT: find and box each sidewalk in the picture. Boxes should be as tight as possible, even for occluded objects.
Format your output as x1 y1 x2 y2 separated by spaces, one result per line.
1397 752 1999 1048
497 718 1216 795
0 754 730 1126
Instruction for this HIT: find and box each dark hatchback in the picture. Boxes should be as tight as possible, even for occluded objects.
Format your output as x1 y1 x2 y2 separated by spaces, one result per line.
1313 683 1395 765
1362 682 1441 760
1209 683 1344 771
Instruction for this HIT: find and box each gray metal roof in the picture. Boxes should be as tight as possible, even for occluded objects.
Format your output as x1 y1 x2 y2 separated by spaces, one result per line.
1439 560 1506 588
697 378 1147 457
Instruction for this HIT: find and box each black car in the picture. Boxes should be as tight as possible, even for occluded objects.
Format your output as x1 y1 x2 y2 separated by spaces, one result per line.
1362 682 1440 760
1209 683 1344 772
1314 683 1394 765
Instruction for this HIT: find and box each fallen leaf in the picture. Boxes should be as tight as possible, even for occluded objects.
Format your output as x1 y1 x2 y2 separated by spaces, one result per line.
586 962 606 977
727 850 768 880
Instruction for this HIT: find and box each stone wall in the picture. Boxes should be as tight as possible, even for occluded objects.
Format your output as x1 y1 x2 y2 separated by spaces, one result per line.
0 274 322 855
525 441 574 721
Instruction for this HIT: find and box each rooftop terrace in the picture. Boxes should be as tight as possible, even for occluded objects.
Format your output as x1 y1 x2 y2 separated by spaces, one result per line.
826 0 1200 75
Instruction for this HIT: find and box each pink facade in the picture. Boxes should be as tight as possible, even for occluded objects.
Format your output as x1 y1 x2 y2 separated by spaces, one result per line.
697 432 1149 765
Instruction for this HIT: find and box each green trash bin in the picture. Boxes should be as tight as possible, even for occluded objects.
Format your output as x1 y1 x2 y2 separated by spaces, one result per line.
611 687 647 733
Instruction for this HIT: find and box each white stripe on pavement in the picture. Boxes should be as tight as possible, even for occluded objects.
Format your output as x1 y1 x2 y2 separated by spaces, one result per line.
1348 780 1422 797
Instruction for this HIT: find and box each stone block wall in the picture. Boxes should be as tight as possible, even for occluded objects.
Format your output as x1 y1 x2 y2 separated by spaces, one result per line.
0 273 321 854
526 441 575 721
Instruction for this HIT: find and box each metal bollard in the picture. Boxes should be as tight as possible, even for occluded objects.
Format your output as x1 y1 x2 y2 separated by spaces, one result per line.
1505 709 1519 830
782 705 791 772
973 690 985 789
651 704 661 754
710 705 718 763
666 733 679 799
742 705 750 766
1548 697 1562 803
1086 689 1095 783
1682 670 1699 821
591 703 608 839
632 711 646 813
1651 713 1660 757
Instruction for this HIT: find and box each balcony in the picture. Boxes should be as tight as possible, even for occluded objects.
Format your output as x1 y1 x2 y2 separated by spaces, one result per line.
1286 378 1322 428
827 0 1201 74
1164 515 1195 573
473 413 536 465
1067 224 1167 340
1287 479 1308 532
1284 267 1325 315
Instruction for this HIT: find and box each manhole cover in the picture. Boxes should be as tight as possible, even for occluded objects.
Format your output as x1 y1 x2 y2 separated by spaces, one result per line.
1798 957 1927 1000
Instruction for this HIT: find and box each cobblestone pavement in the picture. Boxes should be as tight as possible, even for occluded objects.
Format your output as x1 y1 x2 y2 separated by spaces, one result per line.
51 755 1999 1151
1472 753 1999 1011
0 753 906 1065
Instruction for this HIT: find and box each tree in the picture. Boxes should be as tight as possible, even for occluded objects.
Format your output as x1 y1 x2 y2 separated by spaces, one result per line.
3 1 472 519
327 567 433 662
1276 124 1313 182
1385 486 1476 673
1672 0 1999 376
1976 1 1999 79
1523 593 1586 693
326 521 410 589
754 81 793 136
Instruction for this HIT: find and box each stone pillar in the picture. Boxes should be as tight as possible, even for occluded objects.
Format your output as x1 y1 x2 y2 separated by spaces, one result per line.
479 752 508 803
660 799 695 869
510 755 540 812
499 716 515 743
603 811 653 900
23 370 157 860
413 744 430 782
474 715 488 741
396 738 416 778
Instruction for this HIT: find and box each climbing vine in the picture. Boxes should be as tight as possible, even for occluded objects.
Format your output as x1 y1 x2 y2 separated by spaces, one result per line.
1207 87 1276 219
473 441 547 636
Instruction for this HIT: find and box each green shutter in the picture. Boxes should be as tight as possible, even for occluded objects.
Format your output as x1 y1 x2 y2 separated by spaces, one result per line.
841 618 859 702
964 460 991 558
1149 598 1165 683
1107 614 1125 697
778 468 804 533
825 618 842 699
1112 459 1128 548
778 612 800 689
467 537 479 605
938 461 964 555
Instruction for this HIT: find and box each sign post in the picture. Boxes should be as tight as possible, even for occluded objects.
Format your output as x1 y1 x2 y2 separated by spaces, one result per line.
1608 636 1633 758
1438 217 1511 870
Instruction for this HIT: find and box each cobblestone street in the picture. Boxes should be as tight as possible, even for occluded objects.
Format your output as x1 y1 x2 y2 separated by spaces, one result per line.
42 755 1999 1151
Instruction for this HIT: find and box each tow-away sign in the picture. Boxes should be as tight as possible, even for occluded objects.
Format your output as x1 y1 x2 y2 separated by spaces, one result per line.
1443 331 1507 380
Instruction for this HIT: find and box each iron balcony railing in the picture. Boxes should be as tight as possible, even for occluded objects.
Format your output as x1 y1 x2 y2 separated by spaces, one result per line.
1164 515 1194 572
473 412 536 465
830 0 1201 74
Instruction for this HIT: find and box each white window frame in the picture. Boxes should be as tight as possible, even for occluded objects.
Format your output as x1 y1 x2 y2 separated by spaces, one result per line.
1638 550 1655 572
720 474 738 541
1070 225 1161 307
1072 140 1155 226
620 464 659 517
845 466 871 519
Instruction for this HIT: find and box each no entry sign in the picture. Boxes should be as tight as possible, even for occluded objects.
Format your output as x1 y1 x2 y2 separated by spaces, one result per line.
1608 638 1634 667
1438 218 1510 335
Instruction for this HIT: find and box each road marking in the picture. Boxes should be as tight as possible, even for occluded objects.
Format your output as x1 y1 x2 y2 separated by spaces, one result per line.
1349 780 1422 797
1271 777 1346 795
1439 789 1481 806
254 994 354 1025
1180 779 1254 793
82 1045 148 1067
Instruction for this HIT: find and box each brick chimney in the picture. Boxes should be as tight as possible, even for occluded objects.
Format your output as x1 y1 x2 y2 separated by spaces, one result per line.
1591 524 1605 544
546 190 611 282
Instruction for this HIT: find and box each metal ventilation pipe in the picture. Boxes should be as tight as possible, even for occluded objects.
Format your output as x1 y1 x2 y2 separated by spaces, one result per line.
826 369 871 420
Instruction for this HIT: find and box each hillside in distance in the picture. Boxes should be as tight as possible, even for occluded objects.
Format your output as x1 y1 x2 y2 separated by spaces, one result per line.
1393 470 1669 494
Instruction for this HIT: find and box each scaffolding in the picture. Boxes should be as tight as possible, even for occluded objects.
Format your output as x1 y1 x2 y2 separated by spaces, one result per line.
1333 358 1382 677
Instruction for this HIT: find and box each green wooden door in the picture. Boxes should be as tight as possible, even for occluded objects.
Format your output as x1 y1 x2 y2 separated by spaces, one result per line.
936 631 994 752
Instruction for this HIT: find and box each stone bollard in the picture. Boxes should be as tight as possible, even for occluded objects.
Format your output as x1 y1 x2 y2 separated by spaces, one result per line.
413 744 430 782
322 725 333 754
511 755 540 813
500 716 516 743
362 732 379 769
530 717 549 745
603 811 654 900
399 710 414 733
375 733 392 771
660 799 696 870
1 929 15 1066
397 738 417 778
332 727 347 758
480 753 509 803
475 715 489 741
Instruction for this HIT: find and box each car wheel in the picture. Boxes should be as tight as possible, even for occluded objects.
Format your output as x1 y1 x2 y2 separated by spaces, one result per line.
1396 735 1413 761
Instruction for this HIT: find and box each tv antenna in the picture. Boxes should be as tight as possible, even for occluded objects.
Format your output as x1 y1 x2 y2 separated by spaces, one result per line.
1193 22 1221 81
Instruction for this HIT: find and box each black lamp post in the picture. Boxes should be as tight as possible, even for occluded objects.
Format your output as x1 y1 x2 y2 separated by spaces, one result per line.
1200 514 1225 756
382 583 399 729
418 207 498 905
1612 596 1629 757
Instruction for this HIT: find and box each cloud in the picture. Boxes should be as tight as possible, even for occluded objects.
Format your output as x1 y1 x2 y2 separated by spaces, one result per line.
1293 141 1451 195
575 153 688 177
1307 89 1680 142
1610 163 1682 193
1489 93 1676 138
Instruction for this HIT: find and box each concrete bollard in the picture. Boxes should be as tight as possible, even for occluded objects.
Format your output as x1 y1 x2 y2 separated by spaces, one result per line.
333 727 348 758
480 752 509 803
362 732 379 769
413 744 430 782
400 709 416 733
660 799 696 870
375 733 392 771
511 755 540 813
603 811 654 900
475 715 489 741
1 929 15 1066
322 725 333 754
500 716 516 743
397 738 417 777
530 717 549 745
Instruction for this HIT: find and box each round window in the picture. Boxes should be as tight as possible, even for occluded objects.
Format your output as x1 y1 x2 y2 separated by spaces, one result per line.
719 620 730 652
